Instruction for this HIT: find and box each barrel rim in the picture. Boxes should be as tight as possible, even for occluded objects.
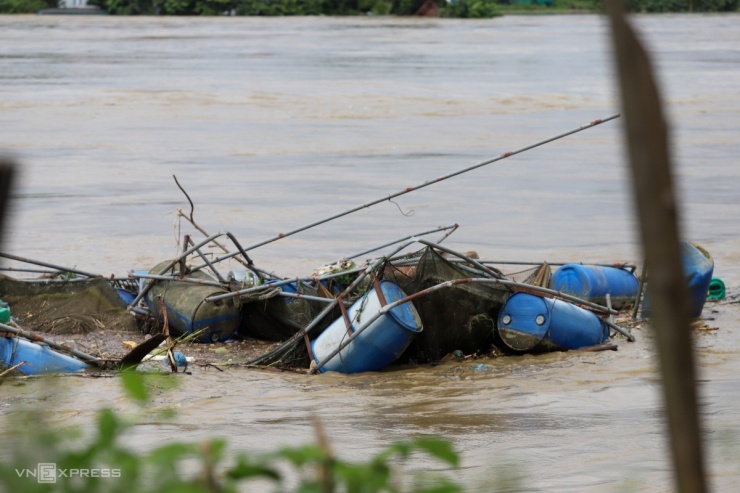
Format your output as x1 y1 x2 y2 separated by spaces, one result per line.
379 280 423 333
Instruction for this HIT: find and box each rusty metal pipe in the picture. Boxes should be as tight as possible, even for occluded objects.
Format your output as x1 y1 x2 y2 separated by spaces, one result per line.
327 224 459 265
125 231 229 310
248 241 416 366
184 236 227 283
0 252 99 278
0 322 101 366
129 273 224 288
278 291 352 305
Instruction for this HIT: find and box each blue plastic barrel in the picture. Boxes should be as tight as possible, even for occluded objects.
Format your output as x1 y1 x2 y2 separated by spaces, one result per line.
642 241 714 319
497 292 609 352
550 264 639 310
116 288 137 307
681 241 714 318
0 337 88 375
143 261 241 343
311 280 423 374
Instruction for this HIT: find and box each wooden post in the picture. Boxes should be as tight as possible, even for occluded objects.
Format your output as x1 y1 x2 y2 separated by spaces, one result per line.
607 2 707 492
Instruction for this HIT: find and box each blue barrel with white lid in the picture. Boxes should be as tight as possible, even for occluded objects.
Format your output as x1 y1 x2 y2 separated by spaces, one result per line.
497 292 609 352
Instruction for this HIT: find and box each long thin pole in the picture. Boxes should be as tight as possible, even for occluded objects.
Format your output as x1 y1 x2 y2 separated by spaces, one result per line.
416 239 505 279
248 240 416 366
327 224 459 265
204 114 620 265
125 231 262 311
459 259 636 271
125 231 227 310
0 252 99 278
0 322 100 365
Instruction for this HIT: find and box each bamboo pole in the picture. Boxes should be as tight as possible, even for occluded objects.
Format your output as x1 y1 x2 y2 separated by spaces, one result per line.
451 259 637 271
608 1 706 491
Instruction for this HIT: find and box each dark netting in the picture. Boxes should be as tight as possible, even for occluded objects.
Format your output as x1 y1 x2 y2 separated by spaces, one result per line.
239 281 343 369
502 263 552 287
384 247 512 364
239 282 336 341
247 249 549 370
0 275 138 334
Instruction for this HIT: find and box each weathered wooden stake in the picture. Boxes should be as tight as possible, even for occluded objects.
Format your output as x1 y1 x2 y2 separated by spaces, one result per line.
608 2 707 491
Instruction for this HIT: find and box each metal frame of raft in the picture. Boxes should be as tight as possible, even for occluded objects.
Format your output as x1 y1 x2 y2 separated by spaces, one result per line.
0 233 640 374
19 228 629 370
306 242 632 374
242 238 633 371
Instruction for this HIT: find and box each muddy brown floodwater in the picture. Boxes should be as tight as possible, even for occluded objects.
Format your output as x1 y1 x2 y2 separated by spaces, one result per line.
1 13 739 492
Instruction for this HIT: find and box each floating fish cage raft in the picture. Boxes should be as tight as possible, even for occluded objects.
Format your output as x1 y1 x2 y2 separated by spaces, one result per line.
0 113 721 375
0 227 718 376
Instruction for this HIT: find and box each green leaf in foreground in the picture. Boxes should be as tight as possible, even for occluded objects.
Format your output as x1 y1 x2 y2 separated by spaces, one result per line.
226 455 281 481
120 370 149 403
412 437 460 467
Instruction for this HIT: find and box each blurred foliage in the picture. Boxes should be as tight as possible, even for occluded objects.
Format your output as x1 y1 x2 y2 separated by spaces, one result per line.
441 0 501 17
0 371 462 493
235 0 323 15
0 0 54 13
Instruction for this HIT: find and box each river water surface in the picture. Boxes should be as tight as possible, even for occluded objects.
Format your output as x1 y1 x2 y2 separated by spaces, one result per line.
1 13 739 492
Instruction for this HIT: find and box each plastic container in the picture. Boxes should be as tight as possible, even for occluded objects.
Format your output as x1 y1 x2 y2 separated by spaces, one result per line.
0 337 88 375
116 289 137 307
642 241 714 318
550 264 639 310
311 280 422 374
707 277 725 301
681 242 714 317
0 301 10 324
227 269 261 289
497 292 609 352
144 262 241 343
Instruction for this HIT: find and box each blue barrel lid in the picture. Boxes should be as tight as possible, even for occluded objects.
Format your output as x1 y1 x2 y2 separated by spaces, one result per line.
379 281 422 333
498 292 551 351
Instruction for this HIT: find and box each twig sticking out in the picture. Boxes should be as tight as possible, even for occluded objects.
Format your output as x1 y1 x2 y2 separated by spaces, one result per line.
173 174 250 269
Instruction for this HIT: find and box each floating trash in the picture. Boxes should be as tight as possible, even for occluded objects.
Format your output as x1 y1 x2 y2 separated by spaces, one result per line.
707 277 725 301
